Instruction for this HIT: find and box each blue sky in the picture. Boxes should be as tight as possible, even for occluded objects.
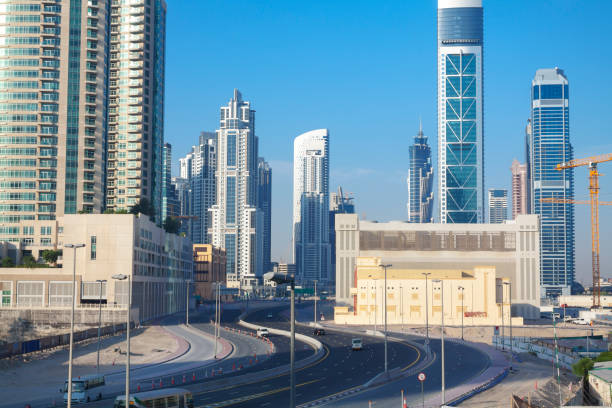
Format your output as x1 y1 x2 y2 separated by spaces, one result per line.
165 0 612 284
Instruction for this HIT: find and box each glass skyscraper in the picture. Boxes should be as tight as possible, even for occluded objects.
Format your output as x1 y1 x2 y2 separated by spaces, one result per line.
407 123 433 223
529 68 574 297
437 0 484 224
210 90 262 288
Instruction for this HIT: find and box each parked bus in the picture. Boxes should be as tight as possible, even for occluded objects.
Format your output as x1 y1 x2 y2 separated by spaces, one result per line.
62 374 105 403
114 388 194 408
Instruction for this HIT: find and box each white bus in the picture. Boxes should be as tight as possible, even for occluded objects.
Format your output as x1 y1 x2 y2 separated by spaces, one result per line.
62 374 105 403
114 388 194 408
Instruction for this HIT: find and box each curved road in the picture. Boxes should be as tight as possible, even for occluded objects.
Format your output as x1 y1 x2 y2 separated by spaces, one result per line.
192 306 422 407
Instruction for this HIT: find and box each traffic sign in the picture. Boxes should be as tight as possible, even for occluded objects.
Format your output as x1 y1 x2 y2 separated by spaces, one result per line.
418 372 426 382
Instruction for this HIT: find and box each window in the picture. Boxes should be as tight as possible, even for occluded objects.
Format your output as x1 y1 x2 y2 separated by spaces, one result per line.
90 236 97 260
17 281 44 307
0 281 11 307
49 282 72 306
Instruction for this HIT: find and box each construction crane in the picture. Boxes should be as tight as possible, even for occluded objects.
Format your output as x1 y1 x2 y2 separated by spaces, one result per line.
543 153 612 308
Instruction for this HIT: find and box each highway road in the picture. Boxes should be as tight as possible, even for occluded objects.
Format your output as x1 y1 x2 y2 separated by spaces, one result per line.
191 306 422 408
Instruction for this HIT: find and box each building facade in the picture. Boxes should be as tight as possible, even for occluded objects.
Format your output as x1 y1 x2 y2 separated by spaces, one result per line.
529 68 574 296
511 159 529 219
293 129 331 286
210 90 262 288
189 132 216 244
0 0 111 239
335 213 541 319
329 187 354 292
335 257 515 327
0 213 192 323
438 0 484 224
258 158 272 273
161 143 172 221
105 0 167 222
488 189 508 224
192 244 226 301
407 123 433 223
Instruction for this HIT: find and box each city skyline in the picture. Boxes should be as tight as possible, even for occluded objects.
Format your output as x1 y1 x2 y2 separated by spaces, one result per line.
163 1 609 284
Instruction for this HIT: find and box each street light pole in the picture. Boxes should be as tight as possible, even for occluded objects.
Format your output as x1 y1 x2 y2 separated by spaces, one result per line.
400 285 404 332
290 279 295 408
380 264 392 374
314 280 317 326
185 280 190 326
422 272 431 350
112 274 131 404
433 279 445 405
64 243 85 408
503 282 513 364
458 286 464 341
499 283 505 351
96 279 106 375
263 271 296 408
214 282 219 358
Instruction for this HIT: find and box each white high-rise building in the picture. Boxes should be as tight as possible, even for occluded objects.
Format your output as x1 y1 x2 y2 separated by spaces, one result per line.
488 189 508 224
438 0 484 224
210 90 262 288
293 129 331 285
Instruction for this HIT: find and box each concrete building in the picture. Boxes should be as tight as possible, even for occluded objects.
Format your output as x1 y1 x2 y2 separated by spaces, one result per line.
105 0 167 222
210 90 262 289
528 68 575 297
335 213 541 319
557 295 612 308
589 362 612 406
511 159 529 219
293 129 331 286
0 213 192 323
335 257 516 327
192 244 226 302
438 0 485 223
329 187 355 292
274 263 296 276
407 123 433 223
258 158 272 273
0 0 111 233
488 189 508 224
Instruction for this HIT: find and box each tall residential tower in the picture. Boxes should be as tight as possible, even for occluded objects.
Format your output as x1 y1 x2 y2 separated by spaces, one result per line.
511 159 529 219
210 90 262 288
293 129 331 286
105 0 167 222
407 123 433 223
488 189 508 224
529 68 574 296
258 158 272 273
437 0 484 224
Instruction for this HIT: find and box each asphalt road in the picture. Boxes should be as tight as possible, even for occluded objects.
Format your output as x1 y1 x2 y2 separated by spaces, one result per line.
192 305 422 408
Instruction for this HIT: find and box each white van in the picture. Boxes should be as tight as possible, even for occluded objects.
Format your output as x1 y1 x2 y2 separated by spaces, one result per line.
351 338 363 351
257 328 270 338
62 374 105 403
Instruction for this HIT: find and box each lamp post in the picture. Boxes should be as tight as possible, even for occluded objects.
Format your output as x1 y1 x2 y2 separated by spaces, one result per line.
112 274 131 405
503 282 512 363
314 280 317 326
185 280 191 326
64 243 85 408
498 283 505 351
368 274 377 332
379 264 392 374
400 285 404 332
264 272 296 408
422 272 431 350
214 281 221 358
458 286 464 341
96 279 106 375
432 279 445 405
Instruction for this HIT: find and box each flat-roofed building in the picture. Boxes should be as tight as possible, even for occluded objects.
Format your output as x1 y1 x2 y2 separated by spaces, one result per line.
335 213 541 319
192 244 226 301
335 257 517 326
0 213 192 324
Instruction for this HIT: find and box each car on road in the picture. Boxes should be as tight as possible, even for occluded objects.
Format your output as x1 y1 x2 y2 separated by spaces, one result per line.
573 318 590 325
313 328 325 336
267 313 273 319
257 328 270 338
351 338 363 351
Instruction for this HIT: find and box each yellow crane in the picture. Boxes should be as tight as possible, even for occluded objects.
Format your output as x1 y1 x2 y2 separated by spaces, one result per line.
541 153 612 307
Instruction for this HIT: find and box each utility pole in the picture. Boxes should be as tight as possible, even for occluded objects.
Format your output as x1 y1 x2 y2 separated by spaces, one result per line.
65 243 85 408
422 272 431 351
96 279 106 374
380 264 392 374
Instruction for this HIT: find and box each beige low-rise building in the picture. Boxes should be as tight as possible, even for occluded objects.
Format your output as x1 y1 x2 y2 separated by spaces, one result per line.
335 213 541 319
0 213 192 324
335 257 520 327
558 294 612 308
193 244 227 302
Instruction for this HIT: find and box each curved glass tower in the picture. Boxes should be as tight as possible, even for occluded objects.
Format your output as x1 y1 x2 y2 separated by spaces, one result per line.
438 0 484 223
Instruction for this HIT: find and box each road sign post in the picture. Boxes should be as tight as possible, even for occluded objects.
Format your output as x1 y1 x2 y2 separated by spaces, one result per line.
418 372 426 408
